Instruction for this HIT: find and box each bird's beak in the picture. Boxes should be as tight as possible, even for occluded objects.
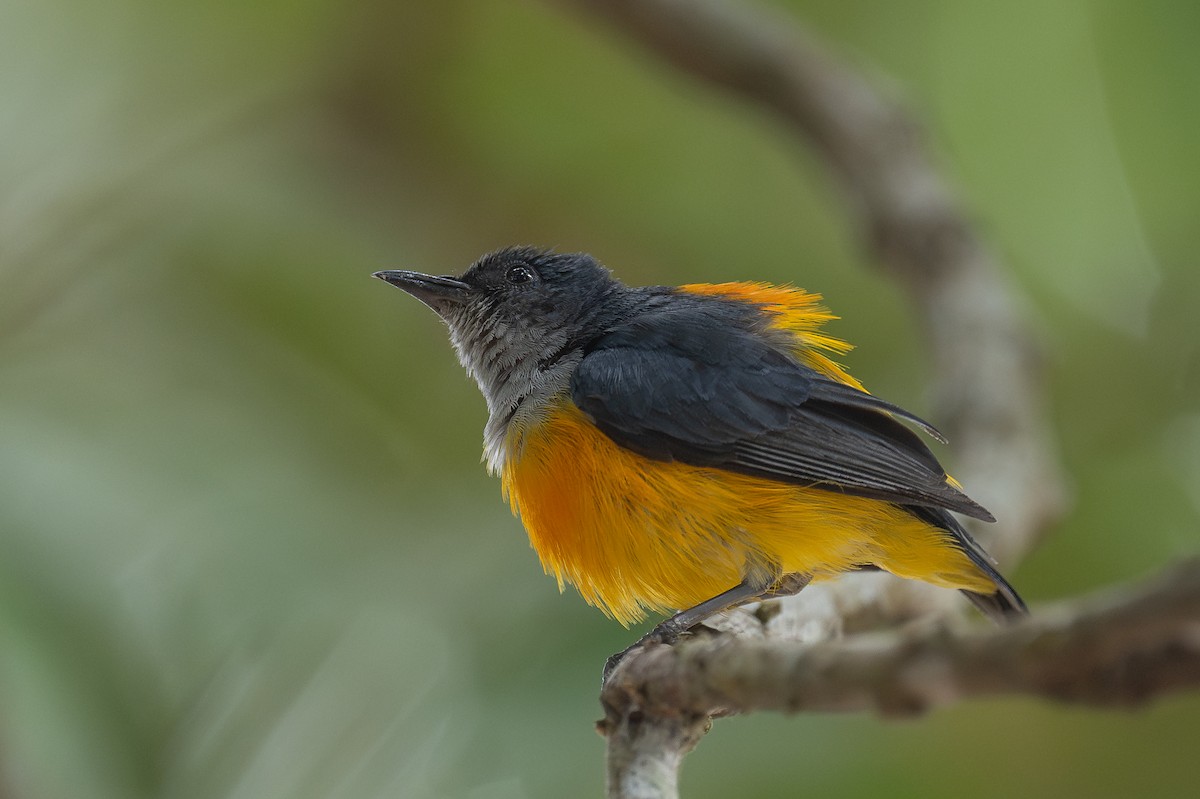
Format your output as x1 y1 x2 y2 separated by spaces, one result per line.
373 270 471 314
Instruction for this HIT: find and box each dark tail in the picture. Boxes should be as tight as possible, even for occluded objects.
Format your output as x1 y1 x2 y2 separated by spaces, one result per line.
960 580 1027 623
910 506 1029 623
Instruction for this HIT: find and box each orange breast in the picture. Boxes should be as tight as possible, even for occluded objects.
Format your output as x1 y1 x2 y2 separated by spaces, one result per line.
501 401 992 625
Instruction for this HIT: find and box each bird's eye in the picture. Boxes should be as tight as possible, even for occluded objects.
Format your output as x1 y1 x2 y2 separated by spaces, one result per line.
505 265 536 285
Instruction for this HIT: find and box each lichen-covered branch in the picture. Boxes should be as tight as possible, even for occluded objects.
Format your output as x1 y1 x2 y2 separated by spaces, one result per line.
602 713 707 799
601 559 1200 723
548 1 1081 797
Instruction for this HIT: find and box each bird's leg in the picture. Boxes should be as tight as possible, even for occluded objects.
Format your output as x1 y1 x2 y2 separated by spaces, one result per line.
602 572 813 683
762 572 812 599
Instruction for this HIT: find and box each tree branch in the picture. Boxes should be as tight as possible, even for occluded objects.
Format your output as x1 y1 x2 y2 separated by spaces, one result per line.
600 559 1200 724
547 1 1092 796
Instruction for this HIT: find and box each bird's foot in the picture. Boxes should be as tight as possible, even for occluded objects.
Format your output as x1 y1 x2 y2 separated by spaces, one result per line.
601 618 688 686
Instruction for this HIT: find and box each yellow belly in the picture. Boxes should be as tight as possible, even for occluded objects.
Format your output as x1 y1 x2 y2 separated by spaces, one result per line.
501 402 993 625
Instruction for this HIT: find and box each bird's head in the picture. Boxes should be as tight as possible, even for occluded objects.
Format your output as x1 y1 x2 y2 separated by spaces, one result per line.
375 247 623 411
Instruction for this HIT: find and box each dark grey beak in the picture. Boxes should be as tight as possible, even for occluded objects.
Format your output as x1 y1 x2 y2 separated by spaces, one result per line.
373 270 471 314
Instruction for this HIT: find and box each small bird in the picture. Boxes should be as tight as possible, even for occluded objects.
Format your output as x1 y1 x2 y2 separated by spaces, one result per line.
375 247 1026 670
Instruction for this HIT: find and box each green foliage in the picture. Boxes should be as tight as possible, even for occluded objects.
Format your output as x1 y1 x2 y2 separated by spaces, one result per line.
1 0 1196 796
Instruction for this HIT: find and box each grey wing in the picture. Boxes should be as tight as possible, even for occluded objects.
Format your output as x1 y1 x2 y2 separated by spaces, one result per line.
570 308 992 521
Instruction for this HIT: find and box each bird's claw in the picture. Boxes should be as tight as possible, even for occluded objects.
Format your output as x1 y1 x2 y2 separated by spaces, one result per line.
601 625 685 686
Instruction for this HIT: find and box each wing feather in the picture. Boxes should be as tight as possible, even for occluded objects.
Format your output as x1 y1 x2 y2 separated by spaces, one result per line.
570 302 992 520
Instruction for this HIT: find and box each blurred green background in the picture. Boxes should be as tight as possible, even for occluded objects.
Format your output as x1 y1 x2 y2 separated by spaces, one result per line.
1 0 1197 797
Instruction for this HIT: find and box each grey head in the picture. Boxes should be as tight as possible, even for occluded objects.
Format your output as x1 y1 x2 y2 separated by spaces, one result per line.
375 247 628 468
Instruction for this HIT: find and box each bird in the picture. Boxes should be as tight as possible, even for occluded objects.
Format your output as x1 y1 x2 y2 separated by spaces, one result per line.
374 246 1026 673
